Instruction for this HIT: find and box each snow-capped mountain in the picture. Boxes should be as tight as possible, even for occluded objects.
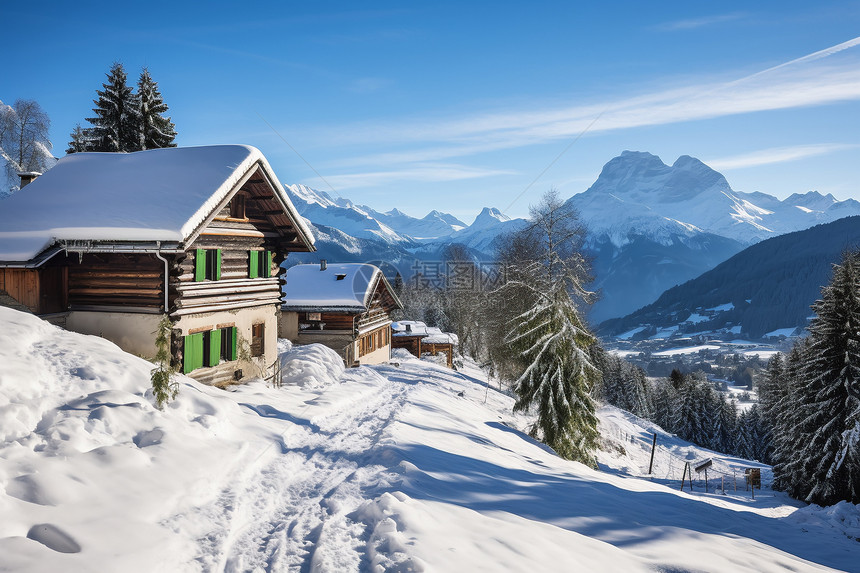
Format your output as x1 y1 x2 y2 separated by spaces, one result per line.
374 208 467 239
287 184 469 242
287 151 859 325
569 151 860 246
442 207 527 254
569 151 860 322
287 184 408 244
284 184 522 276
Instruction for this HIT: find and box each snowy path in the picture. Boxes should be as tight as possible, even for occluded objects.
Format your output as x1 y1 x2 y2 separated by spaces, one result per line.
163 372 409 572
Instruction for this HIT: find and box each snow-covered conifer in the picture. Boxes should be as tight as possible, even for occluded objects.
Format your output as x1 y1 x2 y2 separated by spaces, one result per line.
796 251 860 504
500 190 599 465
136 68 177 150
85 62 140 152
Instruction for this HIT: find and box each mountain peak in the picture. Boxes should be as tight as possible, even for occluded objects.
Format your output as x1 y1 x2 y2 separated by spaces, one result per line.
672 155 709 171
471 207 510 227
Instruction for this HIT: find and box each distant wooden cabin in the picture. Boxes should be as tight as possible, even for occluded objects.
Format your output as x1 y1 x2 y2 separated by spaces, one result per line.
279 262 402 365
0 145 315 386
391 321 459 368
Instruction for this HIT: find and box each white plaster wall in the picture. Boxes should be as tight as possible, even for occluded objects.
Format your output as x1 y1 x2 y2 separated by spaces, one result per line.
358 343 391 366
175 305 278 380
67 311 162 358
279 311 299 341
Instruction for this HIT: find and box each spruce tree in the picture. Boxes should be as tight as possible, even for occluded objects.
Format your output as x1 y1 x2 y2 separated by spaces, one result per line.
85 62 140 152
501 190 599 465
772 342 810 493
66 123 87 154
508 280 600 464
757 353 786 464
136 68 177 150
797 251 860 505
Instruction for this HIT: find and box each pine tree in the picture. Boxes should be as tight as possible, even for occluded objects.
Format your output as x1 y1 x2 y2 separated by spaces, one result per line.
757 353 786 464
136 68 177 150
772 341 810 493
649 379 678 433
796 251 860 505
673 373 699 443
508 279 599 464
501 190 599 465
713 395 737 454
66 123 87 154
85 62 140 152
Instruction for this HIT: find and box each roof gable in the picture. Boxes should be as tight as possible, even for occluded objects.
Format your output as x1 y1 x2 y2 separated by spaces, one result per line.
0 145 314 262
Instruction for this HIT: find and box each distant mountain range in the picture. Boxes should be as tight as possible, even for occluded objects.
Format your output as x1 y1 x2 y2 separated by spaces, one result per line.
284 184 527 274
599 216 860 340
567 151 860 321
283 151 860 325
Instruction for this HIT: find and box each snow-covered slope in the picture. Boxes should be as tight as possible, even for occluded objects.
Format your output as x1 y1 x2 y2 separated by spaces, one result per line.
1 306 857 571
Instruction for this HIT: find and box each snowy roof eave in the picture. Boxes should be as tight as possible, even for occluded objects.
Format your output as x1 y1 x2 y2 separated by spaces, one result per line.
179 146 315 251
281 304 367 313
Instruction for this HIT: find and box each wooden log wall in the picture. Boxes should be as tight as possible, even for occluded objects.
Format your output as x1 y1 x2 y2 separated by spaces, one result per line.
0 268 40 312
358 306 390 330
318 313 355 330
174 194 285 316
68 254 164 310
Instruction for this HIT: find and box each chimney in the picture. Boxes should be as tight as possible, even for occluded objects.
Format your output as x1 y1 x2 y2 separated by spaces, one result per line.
320 259 327 271
405 323 412 332
18 171 41 188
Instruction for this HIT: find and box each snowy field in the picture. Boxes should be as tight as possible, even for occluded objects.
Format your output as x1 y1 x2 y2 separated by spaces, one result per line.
1 306 858 572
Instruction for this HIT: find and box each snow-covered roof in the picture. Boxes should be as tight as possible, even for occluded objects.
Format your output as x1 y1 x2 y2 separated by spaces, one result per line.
282 263 399 312
392 321 458 345
0 145 314 262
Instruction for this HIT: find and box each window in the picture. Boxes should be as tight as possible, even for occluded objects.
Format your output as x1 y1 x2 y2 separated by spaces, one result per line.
230 194 246 219
249 250 273 278
194 249 222 282
251 323 264 357
183 326 237 373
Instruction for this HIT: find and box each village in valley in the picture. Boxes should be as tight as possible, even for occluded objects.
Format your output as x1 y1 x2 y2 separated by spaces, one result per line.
2 3 860 572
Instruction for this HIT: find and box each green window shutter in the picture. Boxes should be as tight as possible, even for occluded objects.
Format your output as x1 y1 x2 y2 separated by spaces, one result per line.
183 333 204 373
214 249 222 281
249 250 258 278
226 327 237 361
264 250 273 278
208 328 222 367
194 249 206 282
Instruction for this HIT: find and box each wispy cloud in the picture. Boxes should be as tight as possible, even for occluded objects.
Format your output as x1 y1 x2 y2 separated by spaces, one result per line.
706 143 858 170
309 163 514 190
314 36 860 169
655 12 746 31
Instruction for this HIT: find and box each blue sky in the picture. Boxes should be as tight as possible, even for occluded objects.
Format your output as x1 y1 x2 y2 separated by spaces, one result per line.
4 1 860 221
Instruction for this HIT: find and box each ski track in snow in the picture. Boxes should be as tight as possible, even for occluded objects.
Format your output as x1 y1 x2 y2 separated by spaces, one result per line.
163 377 409 572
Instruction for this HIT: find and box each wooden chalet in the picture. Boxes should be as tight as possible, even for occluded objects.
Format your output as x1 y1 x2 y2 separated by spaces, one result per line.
0 145 315 386
279 262 402 365
391 321 459 368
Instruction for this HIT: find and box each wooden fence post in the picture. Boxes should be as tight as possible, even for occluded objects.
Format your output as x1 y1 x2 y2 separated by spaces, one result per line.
648 433 657 475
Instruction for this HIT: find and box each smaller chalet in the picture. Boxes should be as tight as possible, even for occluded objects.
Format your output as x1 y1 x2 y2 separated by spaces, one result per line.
391 321 459 368
0 145 315 386
280 262 402 365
